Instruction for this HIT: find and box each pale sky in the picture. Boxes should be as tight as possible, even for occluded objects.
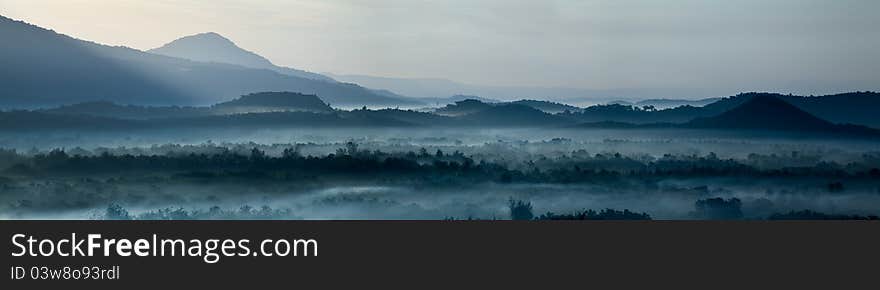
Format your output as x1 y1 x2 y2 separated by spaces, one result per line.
2 0 879 94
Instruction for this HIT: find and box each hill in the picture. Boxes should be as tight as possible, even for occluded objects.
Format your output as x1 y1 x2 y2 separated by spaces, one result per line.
687 95 834 131
686 95 878 135
510 99 582 114
632 98 722 109
780 92 880 128
0 15 419 108
435 98 582 116
8 93 880 133
568 103 706 124
689 92 880 128
569 92 880 128
459 104 573 127
434 99 495 116
418 95 500 106
212 92 333 113
148 32 334 82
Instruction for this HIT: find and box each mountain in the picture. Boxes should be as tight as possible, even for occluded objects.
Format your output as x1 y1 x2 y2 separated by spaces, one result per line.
433 98 582 116
0 15 419 108
566 95 879 136
687 95 833 131
571 103 709 124
692 92 880 128
213 92 333 113
568 92 880 128
434 99 495 116
418 95 500 106
778 92 880 128
686 95 878 135
609 98 722 109
510 99 582 114
459 104 573 127
0 16 187 106
12 93 880 133
148 32 334 82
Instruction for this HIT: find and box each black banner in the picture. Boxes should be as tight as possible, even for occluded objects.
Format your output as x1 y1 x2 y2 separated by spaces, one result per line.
3 221 878 288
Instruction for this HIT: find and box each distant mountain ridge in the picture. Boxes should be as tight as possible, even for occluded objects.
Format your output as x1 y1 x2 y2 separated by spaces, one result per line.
7 91 879 137
685 95 880 135
609 98 722 109
0 15 420 108
460 104 572 127
434 99 495 116
567 92 880 128
417 95 500 106
1 16 877 133
678 92 880 128
148 32 335 82
42 91 333 119
687 95 837 131
510 99 582 113
327 73 722 103
434 99 581 115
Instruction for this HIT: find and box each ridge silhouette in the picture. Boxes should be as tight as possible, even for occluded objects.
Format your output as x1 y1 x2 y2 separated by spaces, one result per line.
149 32 334 82
0 15 418 107
687 94 836 131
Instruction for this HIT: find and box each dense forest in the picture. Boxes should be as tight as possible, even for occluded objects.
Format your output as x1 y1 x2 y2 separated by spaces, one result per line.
3 14 879 221
2 141 878 220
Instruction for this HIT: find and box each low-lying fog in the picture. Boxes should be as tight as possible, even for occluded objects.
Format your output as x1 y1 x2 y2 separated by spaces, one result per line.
1 128 878 220
3 127 878 158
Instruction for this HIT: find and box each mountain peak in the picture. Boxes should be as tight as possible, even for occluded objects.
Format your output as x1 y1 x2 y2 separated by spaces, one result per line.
198 31 224 37
177 32 235 46
148 32 336 82
687 95 836 131
0 16 412 107
149 32 274 68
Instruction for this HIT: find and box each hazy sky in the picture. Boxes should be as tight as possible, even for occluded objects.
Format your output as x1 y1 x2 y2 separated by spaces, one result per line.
2 0 879 94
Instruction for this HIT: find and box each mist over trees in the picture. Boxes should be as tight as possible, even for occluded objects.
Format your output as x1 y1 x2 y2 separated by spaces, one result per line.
1 139 878 220
536 209 652 220
691 198 744 220
2 16 880 221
